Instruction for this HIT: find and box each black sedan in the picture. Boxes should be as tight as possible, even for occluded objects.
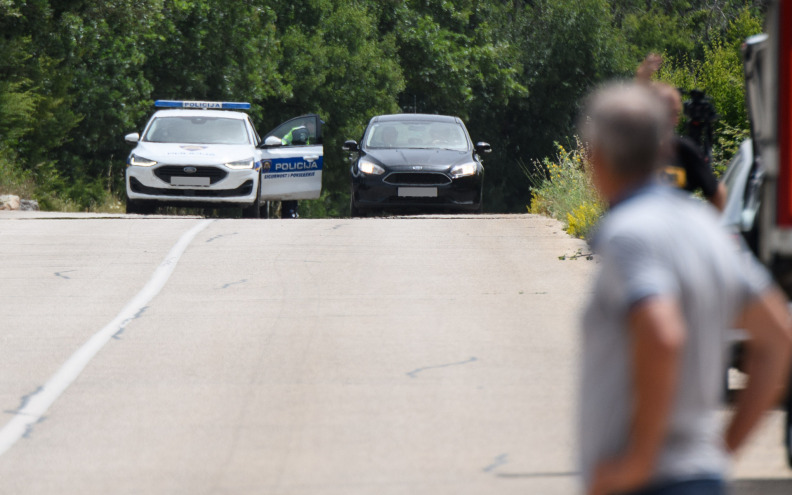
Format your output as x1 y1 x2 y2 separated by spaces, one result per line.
344 114 490 216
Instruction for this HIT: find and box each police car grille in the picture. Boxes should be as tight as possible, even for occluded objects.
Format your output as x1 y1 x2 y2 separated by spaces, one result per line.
129 177 253 197
384 172 451 186
154 166 228 184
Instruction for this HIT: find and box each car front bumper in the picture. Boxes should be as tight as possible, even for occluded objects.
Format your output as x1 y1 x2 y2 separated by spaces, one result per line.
352 173 482 211
126 164 258 206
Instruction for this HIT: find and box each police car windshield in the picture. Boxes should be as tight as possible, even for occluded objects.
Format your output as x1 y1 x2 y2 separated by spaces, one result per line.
365 121 469 151
144 116 250 145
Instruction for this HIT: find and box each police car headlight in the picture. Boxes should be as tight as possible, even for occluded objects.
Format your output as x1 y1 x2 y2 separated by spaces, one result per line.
358 159 384 175
450 162 477 178
129 154 157 167
225 158 255 170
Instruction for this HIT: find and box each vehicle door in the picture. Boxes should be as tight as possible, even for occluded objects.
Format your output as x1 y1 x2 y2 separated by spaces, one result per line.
259 114 324 200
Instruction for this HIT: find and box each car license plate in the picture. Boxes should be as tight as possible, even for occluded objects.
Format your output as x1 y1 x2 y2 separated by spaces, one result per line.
171 176 210 186
398 187 437 197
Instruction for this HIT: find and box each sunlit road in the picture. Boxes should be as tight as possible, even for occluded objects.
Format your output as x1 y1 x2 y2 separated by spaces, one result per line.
0 212 789 494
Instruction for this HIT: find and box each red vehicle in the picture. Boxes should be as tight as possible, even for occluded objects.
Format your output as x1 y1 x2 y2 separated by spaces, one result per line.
739 0 792 468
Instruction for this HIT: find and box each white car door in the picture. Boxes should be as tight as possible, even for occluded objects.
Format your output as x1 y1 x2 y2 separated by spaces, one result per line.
259 114 324 200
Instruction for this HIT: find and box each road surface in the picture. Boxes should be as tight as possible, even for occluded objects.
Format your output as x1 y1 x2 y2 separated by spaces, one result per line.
0 211 788 494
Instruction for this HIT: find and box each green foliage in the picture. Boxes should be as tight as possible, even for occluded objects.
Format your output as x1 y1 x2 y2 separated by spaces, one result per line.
480 0 630 213
655 6 763 173
712 122 751 177
0 0 768 216
526 141 604 239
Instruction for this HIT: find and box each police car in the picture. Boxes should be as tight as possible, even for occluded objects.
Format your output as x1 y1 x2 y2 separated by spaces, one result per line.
124 100 324 217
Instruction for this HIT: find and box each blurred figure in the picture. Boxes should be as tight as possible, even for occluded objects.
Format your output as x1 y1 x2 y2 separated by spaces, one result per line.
280 119 319 219
281 119 316 146
578 82 792 495
636 54 727 211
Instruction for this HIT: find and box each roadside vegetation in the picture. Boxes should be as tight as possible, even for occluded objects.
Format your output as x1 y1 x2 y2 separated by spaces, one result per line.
0 1 766 217
526 141 604 240
527 3 763 238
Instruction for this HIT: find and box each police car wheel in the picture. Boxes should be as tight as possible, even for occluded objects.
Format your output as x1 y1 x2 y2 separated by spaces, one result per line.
242 200 260 218
242 177 262 219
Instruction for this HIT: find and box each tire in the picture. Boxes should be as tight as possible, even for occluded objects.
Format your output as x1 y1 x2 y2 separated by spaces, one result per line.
242 175 262 218
350 197 361 218
350 190 368 218
126 199 155 215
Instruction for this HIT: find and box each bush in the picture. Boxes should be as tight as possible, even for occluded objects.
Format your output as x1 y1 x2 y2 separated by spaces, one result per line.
525 140 604 240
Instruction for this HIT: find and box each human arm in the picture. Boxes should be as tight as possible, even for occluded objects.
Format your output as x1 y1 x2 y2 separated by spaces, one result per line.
636 53 663 83
676 136 723 209
708 181 727 212
726 287 792 453
588 297 686 495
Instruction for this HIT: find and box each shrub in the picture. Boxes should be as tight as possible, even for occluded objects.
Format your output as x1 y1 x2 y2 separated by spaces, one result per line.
525 140 604 239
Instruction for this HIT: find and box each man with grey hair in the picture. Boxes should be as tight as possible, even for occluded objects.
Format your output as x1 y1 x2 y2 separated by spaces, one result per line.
579 82 792 495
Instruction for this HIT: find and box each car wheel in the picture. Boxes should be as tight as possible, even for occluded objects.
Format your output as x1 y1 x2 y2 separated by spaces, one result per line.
242 175 262 218
350 191 369 218
350 197 363 218
126 199 155 215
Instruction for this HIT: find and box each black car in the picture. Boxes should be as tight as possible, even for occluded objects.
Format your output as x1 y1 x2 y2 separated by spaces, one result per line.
344 114 491 216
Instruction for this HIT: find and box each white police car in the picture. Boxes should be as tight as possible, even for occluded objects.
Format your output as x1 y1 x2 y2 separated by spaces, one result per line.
124 100 324 217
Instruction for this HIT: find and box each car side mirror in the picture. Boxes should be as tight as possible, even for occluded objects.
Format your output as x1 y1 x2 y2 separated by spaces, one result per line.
124 132 140 144
342 140 359 152
475 142 492 154
262 135 283 147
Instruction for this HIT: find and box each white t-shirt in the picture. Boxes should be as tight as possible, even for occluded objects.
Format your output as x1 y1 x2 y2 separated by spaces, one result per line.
579 185 771 486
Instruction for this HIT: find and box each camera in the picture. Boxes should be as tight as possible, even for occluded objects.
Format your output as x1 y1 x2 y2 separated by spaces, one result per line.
682 89 718 166
683 90 717 126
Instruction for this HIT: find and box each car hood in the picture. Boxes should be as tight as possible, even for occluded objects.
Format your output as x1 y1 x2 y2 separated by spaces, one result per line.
131 142 254 165
364 148 472 171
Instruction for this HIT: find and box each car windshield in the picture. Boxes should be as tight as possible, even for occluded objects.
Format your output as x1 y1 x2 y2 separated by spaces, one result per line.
364 121 469 151
143 116 250 145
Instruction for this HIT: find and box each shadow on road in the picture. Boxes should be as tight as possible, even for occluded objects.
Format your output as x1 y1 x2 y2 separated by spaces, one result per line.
733 478 792 494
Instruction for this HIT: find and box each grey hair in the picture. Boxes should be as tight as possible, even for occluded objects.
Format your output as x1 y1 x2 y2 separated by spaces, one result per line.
580 82 670 179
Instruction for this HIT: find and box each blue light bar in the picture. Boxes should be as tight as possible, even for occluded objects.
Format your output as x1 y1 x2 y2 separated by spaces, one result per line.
154 100 251 110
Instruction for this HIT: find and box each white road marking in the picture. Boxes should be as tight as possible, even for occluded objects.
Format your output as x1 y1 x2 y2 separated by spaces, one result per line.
0 219 214 457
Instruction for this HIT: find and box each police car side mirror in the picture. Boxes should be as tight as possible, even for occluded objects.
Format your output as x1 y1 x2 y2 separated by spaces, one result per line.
342 140 359 152
475 142 492 154
125 132 140 144
261 136 283 148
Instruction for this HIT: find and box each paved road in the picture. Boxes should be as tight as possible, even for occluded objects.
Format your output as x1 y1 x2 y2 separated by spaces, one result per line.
0 212 788 494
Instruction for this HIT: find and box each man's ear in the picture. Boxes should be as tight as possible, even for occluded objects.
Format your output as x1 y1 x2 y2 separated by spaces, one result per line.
586 145 613 201
587 146 605 176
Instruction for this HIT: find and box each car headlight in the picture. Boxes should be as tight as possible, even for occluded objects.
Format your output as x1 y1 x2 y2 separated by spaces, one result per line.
450 162 478 178
129 154 157 167
225 158 255 170
358 159 385 175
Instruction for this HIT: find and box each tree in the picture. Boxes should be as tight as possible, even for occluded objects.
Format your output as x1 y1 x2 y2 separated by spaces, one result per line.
261 0 405 216
486 0 630 212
